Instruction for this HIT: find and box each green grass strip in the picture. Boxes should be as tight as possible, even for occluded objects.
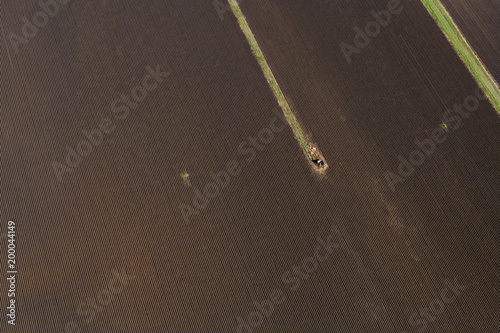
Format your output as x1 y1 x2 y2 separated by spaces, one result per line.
422 0 500 113
227 0 311 157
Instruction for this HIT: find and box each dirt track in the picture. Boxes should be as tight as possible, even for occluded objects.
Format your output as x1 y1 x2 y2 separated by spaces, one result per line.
1 0 499 332
440 0 500 83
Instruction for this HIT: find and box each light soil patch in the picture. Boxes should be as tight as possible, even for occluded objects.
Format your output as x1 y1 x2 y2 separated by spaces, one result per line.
422 0 500 113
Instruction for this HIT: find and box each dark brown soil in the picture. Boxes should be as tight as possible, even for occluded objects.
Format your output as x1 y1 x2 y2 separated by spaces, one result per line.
238 0 499 331
1 0 498 332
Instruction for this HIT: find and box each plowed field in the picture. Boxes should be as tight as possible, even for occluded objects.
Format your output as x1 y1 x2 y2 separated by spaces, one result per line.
440 0 500 82
1 0 498 332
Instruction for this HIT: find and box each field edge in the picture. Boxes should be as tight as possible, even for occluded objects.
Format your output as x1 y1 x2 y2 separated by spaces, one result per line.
421 0 500 114
227 0 328 169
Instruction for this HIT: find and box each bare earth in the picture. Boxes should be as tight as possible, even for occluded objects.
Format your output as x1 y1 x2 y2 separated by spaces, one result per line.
1 0 498 332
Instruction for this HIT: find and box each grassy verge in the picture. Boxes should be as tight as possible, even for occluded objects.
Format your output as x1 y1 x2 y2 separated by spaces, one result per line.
421 0 500 113
227 0 312 158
